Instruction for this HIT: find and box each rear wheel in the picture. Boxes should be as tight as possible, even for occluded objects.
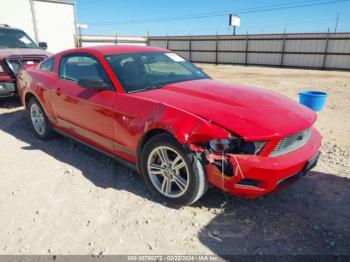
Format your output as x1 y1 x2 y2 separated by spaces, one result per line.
140 134 207 206
28 97 55 140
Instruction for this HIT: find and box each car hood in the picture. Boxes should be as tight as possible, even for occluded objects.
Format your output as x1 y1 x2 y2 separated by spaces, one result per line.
133 79 316 140
0 48 50 59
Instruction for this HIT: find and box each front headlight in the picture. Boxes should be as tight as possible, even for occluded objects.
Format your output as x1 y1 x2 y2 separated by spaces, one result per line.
209 137 266 155
209 139 231 152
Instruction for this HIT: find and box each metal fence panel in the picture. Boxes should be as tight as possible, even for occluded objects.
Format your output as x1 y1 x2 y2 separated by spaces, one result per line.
192 52 216 63
83 33 350 70
218 52 245 64
325 55 350 69
248 40 283 52
285 39 326 52
248 53 281 65
149 40 167 49
327 39 350 53
169 41 189 50
191 41 216 51
218 40 246 51
283 54 324 67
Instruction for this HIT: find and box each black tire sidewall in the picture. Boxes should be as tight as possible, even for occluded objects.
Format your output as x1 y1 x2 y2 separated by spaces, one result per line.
140 134 206 206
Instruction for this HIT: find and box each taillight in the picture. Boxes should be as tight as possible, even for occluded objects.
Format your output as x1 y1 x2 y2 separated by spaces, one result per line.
0 61 8 74
0 61 13 82
0 64 5 74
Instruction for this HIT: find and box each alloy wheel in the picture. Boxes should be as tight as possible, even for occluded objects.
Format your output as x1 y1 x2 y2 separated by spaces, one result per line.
30 103 46 135
147 146 190 198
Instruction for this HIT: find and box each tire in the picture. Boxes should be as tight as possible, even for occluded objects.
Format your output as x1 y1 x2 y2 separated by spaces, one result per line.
28 97 55 140
140 133 208 206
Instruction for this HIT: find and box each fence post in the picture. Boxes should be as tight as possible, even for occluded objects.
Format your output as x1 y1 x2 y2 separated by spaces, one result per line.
215 34 219 65
189 34 192 62
280 29 287 67
245 31 249 66
146 31 150 46
166 35 169 50
322 28 330 69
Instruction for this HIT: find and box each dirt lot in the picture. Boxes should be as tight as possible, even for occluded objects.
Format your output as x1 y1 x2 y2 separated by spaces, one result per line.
0 65 349 256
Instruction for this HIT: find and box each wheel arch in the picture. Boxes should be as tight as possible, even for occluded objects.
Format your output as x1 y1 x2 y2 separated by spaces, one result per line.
24 92 38 110
136 128 176 168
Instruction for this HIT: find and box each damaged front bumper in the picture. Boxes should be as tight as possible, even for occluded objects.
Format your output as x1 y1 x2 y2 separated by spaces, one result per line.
205 128 322 199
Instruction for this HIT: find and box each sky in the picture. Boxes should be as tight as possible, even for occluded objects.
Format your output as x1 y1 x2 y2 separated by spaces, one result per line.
76 0 350 36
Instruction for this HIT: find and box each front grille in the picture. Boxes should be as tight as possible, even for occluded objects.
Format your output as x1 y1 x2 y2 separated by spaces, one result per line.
270 128 312 157
5 55 46 75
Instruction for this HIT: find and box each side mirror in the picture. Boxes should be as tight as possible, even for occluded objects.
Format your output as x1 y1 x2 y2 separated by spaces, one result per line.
77 78 110 90
38 42 48 50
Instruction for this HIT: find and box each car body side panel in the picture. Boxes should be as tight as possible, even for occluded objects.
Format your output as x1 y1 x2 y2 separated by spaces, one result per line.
111 93 231 157
18 66 57 119
51 80 116 154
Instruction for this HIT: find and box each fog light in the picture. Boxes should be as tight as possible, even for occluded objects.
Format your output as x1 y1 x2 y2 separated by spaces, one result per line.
237 178 260 187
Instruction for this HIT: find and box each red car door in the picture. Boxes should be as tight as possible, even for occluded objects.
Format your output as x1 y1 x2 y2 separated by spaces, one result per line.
52 53 116 153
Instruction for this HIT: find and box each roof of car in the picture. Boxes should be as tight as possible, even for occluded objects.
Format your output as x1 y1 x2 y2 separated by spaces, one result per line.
62 45 170 56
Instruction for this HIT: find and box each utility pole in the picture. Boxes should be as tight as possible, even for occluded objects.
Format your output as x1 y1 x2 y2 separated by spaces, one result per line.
334 14 340 32
114 30 118 45
77 24 88 47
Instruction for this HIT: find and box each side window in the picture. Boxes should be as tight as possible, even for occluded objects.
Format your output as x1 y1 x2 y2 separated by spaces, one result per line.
59 54 112 88
40 58 54 72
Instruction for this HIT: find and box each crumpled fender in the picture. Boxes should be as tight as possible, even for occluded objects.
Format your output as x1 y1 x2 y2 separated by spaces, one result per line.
143 103 231 144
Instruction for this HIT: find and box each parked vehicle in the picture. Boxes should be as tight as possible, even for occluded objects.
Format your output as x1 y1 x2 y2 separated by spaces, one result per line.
18 45 321 206
0 24 49 97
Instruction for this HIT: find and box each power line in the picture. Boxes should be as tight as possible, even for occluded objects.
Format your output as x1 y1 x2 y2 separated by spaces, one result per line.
87 0 350 27
87 0 327 25
79 0 110 6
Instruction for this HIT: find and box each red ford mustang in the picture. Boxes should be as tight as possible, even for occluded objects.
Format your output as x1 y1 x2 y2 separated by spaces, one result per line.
18 45 321 206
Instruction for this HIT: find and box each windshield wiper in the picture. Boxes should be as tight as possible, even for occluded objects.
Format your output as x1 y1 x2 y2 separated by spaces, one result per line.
148 85 163 90
128 84 163 94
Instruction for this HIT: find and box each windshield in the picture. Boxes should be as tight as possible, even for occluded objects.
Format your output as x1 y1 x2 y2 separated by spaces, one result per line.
0 28 38 49
105 52 210 93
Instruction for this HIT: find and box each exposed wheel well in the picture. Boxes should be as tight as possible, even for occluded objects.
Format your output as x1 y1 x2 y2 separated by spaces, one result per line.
24 93 36 109
137 129 174 166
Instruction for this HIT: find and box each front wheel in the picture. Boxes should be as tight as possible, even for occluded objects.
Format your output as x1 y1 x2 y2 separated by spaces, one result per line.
140 134 207 206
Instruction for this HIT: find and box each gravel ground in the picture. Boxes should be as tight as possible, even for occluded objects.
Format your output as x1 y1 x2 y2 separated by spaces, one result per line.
0 65 349 256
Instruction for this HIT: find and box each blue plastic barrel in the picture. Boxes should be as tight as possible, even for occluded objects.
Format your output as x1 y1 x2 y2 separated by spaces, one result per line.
299 91 327 112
